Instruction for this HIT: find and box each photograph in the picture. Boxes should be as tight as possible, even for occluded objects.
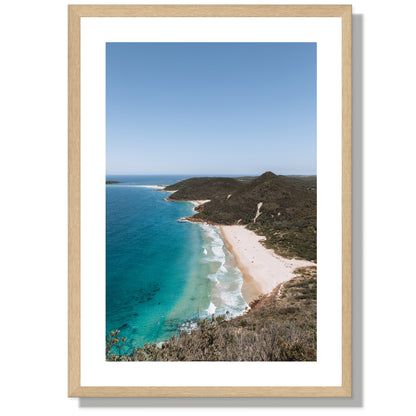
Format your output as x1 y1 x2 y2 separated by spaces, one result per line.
105 42 318 362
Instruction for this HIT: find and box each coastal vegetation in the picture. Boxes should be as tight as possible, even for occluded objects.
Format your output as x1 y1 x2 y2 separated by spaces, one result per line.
167 172 316 261
106 180 121 184
164 177 242 200
107 266 317 361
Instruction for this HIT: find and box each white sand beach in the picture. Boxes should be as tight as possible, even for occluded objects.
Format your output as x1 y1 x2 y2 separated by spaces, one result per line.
220 225 315 304
190 200 210 206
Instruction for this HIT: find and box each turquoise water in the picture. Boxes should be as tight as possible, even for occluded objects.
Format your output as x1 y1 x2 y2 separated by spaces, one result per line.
106 175 248 351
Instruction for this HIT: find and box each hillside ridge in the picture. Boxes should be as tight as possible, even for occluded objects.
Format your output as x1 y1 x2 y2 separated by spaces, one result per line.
166 172 317 261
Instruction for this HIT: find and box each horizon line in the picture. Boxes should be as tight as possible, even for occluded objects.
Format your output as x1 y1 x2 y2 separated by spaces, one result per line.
105 172 317 176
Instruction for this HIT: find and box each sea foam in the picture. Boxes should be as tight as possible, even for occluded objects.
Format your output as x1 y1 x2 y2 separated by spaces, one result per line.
198 223 248 319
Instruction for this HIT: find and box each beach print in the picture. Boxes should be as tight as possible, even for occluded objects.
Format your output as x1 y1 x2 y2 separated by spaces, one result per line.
106 43 317 361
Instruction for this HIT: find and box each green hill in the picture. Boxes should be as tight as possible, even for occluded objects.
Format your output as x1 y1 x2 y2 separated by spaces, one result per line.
166 172 317 261
284 175 316 191
164 177 242 200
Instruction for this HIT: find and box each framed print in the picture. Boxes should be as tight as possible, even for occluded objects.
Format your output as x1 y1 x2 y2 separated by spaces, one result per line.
68 5 351 397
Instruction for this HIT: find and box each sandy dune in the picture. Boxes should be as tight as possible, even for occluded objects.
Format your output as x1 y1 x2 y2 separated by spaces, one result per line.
220 225 315 304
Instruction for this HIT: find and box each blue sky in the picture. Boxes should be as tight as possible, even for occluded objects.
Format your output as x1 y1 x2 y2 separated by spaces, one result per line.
106 43 316 175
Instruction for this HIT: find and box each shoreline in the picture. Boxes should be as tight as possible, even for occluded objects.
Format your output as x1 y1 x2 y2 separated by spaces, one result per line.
165 196 248 317
165 192 314 306
220 225 315 304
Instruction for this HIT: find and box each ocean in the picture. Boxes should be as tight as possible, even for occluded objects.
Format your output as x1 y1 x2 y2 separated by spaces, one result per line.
106 175 248 351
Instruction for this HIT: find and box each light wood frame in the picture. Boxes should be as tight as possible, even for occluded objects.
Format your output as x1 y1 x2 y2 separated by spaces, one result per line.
68 4 351 398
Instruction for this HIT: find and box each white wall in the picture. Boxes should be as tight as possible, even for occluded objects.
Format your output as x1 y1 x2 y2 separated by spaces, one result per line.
1 0 415 415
